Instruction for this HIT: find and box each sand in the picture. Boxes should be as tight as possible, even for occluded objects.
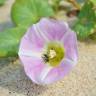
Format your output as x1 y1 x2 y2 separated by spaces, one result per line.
0 0 96 96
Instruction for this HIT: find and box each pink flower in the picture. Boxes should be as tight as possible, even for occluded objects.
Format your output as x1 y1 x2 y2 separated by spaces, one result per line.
18 18 78 84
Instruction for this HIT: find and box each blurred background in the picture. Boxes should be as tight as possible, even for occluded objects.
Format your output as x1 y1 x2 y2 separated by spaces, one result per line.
0 0 96 96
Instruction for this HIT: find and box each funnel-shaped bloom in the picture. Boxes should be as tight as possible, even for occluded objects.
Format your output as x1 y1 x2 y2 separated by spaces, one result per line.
18 18 78 84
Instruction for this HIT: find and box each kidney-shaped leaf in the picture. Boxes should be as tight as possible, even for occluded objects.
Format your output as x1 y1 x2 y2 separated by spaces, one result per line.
0 26 27 57
11 0 54 26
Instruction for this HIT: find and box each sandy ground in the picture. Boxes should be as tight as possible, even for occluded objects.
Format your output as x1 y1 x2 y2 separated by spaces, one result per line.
0 0 96 96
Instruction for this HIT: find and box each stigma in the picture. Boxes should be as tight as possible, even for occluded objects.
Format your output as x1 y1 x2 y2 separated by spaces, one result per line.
49 49 56 59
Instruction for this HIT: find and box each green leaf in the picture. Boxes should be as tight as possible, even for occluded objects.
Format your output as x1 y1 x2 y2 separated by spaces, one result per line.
73 1 96 40
0 26 27 57
11 0 54 26
51 0 61 12
90 0 96 5
0 0 6 6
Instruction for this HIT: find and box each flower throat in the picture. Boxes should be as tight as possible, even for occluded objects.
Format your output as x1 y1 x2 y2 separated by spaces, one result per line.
42 42 65 67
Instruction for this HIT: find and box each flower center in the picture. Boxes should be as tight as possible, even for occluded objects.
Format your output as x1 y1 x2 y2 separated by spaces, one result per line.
42 42 65 67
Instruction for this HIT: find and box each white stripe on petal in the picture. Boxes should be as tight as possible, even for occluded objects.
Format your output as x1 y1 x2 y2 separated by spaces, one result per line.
62 22 69 29
62 58 76 66
40 64 52 83
60 30 69 43
65 58 75 65
33 24 49 42
18 50 41 58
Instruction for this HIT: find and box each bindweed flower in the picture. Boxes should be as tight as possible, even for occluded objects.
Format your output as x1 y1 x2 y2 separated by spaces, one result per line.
18 18 78 85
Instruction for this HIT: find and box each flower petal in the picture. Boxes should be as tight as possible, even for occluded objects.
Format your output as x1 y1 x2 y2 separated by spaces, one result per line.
38 18 69 40
19 55 46 84
22 24 47 49
18 31 43 64
43 59 73 84
62 30 78 65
